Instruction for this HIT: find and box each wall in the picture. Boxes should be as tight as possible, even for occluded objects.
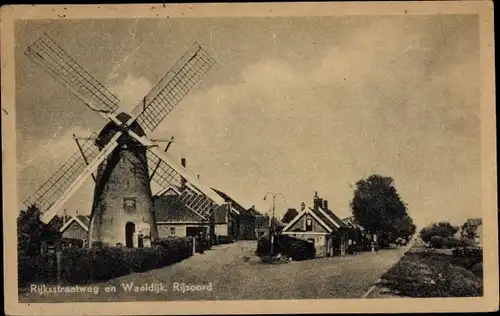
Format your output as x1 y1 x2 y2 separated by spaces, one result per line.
284 232 328 256
215 223 228 236
238 216 256 240
61 221 87 240
157 223 209 238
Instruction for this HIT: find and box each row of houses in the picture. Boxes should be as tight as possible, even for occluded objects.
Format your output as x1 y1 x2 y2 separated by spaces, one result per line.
60 188 274 244
60 189 372 258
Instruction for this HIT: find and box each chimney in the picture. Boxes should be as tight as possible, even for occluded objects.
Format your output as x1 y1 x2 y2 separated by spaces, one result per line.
313 192 322 210
300 202 306 212
323 200 328 210
180 158 187 189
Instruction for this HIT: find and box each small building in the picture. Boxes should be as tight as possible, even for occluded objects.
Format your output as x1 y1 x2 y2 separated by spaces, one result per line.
282 192 349 257
461 218 483 247
254 215 285 239
59 215 90 241
153 188 210 238
212 188 259 240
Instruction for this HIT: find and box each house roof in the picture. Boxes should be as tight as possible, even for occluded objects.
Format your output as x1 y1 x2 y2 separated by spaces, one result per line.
282 204 348 233
60 215 90 233
212 188 255 217
255 215 285 228
342 216 364 230
247 206 263 216
153 194 206 222
319 207 348 229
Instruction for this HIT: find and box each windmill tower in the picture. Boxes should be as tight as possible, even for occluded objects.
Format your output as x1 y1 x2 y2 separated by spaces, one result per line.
23 33 226 247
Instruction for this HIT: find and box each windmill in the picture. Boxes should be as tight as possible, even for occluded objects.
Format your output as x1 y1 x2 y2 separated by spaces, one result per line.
22 33 226 247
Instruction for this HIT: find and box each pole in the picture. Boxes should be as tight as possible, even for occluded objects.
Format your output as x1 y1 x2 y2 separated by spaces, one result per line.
270 196 275 256
263 192 285 257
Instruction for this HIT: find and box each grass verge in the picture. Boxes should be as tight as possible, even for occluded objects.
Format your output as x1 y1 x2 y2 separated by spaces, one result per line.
376 247 483 297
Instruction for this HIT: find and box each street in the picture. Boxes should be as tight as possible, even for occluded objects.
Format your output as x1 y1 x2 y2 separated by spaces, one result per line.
19 241 410 302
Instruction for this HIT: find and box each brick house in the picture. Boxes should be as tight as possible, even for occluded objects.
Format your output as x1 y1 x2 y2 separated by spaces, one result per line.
282 192 349 257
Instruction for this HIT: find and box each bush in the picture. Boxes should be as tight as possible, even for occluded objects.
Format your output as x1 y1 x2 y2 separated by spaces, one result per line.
429 236 444 249
256 235 316 260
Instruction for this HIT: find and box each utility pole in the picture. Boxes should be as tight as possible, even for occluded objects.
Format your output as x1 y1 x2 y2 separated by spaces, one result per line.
263 192 285 256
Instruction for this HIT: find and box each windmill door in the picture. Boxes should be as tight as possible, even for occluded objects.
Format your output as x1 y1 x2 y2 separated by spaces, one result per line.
125 222 136 248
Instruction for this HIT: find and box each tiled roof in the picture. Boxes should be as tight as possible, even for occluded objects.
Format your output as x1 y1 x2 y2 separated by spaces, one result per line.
320 207 348 229
153 195 206 222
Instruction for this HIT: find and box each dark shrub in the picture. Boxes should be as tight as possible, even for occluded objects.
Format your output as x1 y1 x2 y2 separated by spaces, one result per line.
216 235 233 245
61 248 91 284
470 262 483 278
18 252 57 287
60 237 84 248
429 236 444 249
256 235 315 260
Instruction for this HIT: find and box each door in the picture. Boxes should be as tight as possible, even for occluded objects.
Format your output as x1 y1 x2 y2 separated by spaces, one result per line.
125 222 135 248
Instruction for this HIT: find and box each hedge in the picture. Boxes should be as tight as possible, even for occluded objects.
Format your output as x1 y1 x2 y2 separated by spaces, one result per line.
18 236 194 287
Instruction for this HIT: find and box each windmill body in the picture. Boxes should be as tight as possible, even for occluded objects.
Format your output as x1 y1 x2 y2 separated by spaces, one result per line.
90 112 158 247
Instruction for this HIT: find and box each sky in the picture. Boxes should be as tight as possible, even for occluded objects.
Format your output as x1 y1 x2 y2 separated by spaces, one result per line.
15 15 481 228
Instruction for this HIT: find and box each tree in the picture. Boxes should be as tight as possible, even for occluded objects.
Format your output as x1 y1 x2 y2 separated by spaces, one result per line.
281 208 299 224
350 174 410 246
419 221 459 245
17 204 63 255
393 215 417 240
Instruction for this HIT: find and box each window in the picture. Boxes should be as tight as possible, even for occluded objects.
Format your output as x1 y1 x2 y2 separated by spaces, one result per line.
123 197 137 213
305 218 313 232
170 227 176 235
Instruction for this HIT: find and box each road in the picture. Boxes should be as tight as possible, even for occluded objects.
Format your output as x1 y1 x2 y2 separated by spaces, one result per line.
19 241 410 302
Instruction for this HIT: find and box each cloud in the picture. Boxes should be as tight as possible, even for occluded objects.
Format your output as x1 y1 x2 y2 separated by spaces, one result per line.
107 73 153 113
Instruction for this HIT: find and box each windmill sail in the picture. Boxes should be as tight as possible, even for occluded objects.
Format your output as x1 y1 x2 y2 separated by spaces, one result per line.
24 33 120 114
146 149 224 219
23 135 100 212
137 42 216 132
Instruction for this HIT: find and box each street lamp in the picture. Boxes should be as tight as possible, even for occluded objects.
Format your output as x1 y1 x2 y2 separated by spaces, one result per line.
263 192 285 256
